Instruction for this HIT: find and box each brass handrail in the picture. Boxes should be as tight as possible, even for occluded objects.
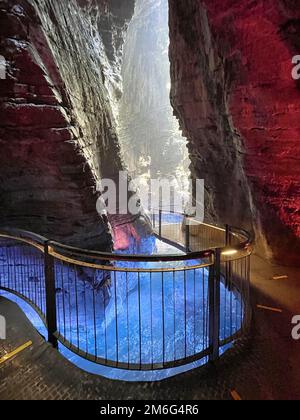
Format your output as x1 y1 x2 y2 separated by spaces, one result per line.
0 211 253 268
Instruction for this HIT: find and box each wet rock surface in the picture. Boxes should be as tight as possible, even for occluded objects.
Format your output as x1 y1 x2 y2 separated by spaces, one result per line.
169 0 300 265
1 0 299 261
0 0 134 248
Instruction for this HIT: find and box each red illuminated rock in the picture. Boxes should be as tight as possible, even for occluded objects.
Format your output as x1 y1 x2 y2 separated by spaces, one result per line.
169 0 300 264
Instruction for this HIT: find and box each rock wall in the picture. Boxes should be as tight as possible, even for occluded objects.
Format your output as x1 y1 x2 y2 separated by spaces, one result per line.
0 0 135 248
169 0 300 265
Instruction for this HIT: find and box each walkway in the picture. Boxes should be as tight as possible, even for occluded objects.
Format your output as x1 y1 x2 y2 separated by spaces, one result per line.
1 253 300 400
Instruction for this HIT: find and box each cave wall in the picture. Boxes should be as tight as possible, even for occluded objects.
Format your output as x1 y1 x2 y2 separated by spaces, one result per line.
169 0 300 265
0 0 135 248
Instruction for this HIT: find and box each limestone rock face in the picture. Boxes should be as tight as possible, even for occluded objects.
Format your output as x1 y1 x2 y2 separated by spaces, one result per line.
169 0 300 265
0 0 135 249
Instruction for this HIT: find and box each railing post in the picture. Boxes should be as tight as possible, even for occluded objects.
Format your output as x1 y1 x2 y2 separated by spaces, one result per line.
209 248 221 362
225 224 231 246
185 216 190 253
44 242 58 349
159 209 162 238
225 225 232 288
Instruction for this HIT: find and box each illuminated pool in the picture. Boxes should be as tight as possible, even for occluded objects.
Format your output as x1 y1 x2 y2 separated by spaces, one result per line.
0 235 243 381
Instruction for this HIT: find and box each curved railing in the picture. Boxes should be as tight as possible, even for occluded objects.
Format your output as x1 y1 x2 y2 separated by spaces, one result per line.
0 211 252 372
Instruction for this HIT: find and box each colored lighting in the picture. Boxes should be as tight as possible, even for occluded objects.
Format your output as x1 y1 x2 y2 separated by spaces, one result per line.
222 249 238 257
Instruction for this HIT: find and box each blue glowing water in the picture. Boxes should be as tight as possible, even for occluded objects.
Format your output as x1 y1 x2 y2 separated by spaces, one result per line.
0 236 243 381
54 238 213 365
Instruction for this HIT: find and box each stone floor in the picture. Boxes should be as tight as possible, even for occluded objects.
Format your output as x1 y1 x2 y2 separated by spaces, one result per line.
0 253 300 400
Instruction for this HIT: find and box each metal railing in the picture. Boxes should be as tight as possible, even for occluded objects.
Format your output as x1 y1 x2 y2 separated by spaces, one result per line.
0 211 252 371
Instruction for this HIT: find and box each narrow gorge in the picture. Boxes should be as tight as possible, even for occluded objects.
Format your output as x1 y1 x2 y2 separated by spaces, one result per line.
1 0 300 400
1 0 299 264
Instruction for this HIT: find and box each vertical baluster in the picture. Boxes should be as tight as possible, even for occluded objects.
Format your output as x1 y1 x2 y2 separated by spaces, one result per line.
185 217 190 253
102 270 107 363
159 209 162 238
126 270 130 368
92 282 97 362
162 271 165 366
173 270 176 363
138 271 142 369
74 267 80 350
209 249 221 362
44 242 58 348
184 269 187 358
60 262 66 341
150 271 154 369
114 270 119 367
83 276 88 356
193 268 196 355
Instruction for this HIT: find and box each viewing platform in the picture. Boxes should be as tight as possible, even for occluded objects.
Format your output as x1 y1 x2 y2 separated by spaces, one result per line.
0 210 252 381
